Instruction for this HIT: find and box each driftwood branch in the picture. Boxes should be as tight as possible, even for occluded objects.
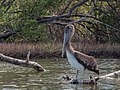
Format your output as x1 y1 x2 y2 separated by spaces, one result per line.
99 70 120 79
63 70 120 84
0 53 46 71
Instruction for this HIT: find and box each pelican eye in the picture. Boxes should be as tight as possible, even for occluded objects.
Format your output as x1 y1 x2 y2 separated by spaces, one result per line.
66 26 71 29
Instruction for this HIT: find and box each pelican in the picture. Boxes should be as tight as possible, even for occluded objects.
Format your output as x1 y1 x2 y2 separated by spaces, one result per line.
62 24 99 79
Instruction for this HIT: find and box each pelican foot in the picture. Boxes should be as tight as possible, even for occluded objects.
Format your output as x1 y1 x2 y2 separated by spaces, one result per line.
62 75 99 84
70 78 99 84
70 78 80 84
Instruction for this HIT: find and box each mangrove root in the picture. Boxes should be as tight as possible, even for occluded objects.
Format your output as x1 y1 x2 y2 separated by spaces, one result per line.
0 53 46 71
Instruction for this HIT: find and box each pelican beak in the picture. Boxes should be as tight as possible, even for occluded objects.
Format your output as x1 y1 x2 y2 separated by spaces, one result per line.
62 32 68 57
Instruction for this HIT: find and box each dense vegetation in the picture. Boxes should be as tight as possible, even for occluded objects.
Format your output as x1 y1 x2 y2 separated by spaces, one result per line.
0 0 120 43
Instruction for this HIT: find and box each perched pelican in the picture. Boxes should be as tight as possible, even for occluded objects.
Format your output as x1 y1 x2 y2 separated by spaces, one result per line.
62 24 99 79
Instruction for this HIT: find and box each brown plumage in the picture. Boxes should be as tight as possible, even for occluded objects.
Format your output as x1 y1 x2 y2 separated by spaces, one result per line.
74 51 99 75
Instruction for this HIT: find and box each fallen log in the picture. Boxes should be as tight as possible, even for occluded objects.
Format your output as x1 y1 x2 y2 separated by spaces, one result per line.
0 52 46 71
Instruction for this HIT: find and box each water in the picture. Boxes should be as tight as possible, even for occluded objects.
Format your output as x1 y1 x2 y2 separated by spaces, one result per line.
0 58 120 90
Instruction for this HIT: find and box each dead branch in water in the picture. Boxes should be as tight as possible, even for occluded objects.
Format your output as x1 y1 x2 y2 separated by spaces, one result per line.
63 75 99 84
63 70 120 84
99 70 120 79
0 52 46 71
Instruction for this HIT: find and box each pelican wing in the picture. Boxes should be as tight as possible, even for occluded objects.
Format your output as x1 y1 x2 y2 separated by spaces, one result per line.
74 51 99 74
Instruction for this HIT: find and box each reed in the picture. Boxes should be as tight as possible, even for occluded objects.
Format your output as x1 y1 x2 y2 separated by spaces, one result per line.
0 42 120 59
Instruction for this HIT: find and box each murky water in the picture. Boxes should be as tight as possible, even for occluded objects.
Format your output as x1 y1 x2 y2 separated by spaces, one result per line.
0 58 120 90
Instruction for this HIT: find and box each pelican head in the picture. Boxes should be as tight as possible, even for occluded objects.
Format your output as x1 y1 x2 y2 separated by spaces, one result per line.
62 24 75 57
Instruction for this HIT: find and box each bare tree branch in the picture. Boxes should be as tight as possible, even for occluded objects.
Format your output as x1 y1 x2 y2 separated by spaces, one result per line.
92 7 109 16
0 29 16 42
68 0 89 15
107 1 119 15
36 0 119 43
4 0 16 13
0 0 7 6
61 0 73 14
37 14 96 24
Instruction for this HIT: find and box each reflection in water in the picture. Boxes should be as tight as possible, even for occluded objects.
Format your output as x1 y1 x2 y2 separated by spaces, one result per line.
0 59 120 90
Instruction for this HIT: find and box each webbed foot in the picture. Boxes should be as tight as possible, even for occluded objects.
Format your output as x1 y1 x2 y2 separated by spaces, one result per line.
70 78 79 84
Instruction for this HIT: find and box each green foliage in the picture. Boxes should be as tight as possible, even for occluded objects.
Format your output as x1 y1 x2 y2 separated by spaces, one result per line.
0 0 120 43
0 0 66 42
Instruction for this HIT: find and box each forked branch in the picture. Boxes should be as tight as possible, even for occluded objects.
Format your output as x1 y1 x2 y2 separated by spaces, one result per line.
0 52 46 71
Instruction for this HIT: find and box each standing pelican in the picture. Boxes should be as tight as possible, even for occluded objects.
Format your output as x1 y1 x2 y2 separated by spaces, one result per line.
62 24 99 79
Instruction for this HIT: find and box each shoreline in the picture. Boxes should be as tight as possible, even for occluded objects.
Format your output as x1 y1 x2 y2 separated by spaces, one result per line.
0 42 120 59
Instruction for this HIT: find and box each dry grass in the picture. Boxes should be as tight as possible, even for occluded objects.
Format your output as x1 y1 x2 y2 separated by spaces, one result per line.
73 43 120 58
0 43 62 59
0 42 120 59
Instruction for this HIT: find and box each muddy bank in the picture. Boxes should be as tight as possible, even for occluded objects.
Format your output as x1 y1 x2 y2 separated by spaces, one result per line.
0 43 120 59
